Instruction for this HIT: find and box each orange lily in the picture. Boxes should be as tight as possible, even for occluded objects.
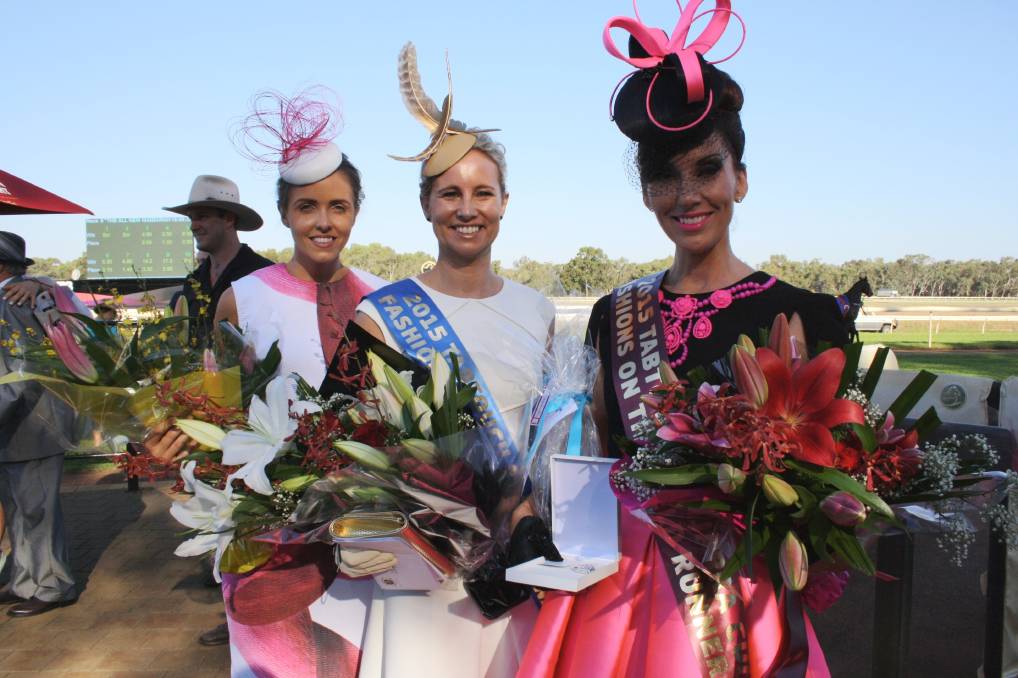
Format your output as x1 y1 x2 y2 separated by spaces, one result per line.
754 347 864 467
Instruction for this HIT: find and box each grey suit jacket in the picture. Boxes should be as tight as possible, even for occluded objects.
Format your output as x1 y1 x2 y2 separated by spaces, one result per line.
0 276 77 462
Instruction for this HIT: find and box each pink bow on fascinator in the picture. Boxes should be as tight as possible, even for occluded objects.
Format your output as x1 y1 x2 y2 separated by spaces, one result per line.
234 87 345 185
604 0 745 132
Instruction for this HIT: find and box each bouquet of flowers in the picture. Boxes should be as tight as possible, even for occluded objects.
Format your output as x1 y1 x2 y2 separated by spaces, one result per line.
166 345 526 583
0 288 279 444
614 313 1016 609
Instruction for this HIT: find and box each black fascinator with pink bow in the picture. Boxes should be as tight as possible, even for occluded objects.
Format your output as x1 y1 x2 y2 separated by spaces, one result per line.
605 0 745 144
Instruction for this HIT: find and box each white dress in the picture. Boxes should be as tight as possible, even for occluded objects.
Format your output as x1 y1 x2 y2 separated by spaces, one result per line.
232 263 386 387
356 276 555 678
226 263 388 678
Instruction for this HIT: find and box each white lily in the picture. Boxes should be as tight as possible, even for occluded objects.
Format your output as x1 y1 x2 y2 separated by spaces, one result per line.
223 376 300 495
174 419 228 450
429 352 452 409
365 352 433 435
170 461 238 582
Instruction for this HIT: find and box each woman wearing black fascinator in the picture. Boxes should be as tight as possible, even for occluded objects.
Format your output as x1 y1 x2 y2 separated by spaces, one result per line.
519 2 846 677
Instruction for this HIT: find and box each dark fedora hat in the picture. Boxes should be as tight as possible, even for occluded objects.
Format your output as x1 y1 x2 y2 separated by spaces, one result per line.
0 231 34 266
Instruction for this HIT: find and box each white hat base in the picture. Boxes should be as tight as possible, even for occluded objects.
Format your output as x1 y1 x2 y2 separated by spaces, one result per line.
279 142 344 186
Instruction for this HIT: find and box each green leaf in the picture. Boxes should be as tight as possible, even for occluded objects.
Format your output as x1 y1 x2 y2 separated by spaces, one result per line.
785 459 895 519
81 341 127 385
745 489 761 578
271 464 308 481
860 347 889 399
850 423 877 453
629 464 717 487
887 370 938 424
825 527 875 575
911 407 942 442
839 342 863 395
278 474 319 492
790 485 818 520
808 511 833 560
234 497 271 518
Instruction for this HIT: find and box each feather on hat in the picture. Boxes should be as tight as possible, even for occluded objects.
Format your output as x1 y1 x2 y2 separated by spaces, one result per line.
389 42 497 177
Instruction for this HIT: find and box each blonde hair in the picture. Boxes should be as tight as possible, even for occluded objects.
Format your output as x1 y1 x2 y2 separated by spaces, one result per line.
419 129 507 201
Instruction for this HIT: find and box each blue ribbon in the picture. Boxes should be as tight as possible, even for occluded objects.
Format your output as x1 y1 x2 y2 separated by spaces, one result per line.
526 392 591 468
363 279 521 463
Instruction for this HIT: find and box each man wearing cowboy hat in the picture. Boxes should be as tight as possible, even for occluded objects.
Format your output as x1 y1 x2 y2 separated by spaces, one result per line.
0 232 78 618
164 175 272 346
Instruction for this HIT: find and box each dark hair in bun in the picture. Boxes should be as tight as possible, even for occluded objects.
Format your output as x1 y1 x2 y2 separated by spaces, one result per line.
613 35 747 185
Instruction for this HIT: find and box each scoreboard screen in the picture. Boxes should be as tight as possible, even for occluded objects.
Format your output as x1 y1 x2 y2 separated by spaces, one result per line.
86 219 195 278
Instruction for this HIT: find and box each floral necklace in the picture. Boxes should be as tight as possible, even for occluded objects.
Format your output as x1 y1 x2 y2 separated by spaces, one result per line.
658 275 777 368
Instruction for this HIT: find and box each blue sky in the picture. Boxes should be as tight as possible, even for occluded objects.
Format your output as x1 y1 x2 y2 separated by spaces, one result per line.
2 1 1016 267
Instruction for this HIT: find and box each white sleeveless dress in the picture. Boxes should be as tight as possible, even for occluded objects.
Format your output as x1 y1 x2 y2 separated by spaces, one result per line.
232 263 386 386
226 263 388 678
356 276 556 678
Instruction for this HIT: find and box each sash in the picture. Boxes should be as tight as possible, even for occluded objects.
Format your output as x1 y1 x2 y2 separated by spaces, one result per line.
608 270 667 441
363 279 520 462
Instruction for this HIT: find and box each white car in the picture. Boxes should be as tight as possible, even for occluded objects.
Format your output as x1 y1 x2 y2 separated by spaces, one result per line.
855 309 898 333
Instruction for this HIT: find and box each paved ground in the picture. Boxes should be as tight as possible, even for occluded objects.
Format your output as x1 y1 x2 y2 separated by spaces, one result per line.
0 468 229 677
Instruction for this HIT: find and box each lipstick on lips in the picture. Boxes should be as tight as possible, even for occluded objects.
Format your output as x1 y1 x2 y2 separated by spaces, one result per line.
310 235 336 249
674 211 711 233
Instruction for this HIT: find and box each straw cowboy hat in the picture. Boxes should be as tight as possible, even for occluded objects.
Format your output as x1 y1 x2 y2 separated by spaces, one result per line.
164 175 263 231
0 231 34 266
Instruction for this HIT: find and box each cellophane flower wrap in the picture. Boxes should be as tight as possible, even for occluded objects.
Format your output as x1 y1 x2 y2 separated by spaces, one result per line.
614 313 1017 607
0 287 280 449
166 345 528 581
527 333 603 526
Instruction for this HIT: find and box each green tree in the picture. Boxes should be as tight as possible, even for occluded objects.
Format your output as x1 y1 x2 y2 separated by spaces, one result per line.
560 247 615 296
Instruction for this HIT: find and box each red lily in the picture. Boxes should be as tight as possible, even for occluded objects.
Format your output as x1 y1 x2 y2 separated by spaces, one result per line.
755 347 864 467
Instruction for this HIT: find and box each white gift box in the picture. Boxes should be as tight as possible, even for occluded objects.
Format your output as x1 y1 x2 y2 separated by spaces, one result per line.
506 455 620 592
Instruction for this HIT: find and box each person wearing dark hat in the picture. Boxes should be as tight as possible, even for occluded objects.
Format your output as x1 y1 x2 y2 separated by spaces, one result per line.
0 231 78 618
164 175 273 347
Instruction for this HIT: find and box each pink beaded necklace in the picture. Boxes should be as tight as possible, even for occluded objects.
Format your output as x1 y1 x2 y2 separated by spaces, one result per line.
658 275 777 368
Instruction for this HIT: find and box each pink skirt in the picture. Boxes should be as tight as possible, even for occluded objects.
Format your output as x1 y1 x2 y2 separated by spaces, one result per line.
518 512 830 678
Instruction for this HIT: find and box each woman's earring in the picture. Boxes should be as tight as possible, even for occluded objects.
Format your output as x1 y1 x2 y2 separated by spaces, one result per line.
735 196 744 203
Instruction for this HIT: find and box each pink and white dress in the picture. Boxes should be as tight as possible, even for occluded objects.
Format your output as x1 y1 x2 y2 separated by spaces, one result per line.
232 263 385 387
225 262 387 678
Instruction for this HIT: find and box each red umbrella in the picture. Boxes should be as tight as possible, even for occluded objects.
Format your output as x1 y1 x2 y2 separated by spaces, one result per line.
0 170 92 215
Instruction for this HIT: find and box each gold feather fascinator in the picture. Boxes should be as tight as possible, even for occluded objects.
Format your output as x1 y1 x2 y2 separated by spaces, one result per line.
389 42 497 177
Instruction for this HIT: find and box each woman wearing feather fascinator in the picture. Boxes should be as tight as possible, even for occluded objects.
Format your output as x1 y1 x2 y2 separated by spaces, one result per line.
330 42 558 678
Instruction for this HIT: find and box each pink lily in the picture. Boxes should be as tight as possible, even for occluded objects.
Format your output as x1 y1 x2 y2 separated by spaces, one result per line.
731 344 768 408
657 411 728 449
43 319 98 383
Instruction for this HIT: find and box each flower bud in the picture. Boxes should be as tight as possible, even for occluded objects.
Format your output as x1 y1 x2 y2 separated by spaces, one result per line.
779 531 809 592
174 419 227 451
820 491 867 527
762 474 799 507
334 440 392 470
402 438 439 464
717 463 746 494
731 345 768 409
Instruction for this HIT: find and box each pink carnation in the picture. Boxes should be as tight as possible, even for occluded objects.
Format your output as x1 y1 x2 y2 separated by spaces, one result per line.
801 569 850 613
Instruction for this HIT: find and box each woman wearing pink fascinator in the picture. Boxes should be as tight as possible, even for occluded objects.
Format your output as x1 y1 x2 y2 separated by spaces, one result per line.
519 2 848 677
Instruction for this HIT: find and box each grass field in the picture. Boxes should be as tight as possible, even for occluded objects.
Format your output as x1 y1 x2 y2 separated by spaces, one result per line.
859 326 1018 379
894 351 1018 380
860 327 1018 350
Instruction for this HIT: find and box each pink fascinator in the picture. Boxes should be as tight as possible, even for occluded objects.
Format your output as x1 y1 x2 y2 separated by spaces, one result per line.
236 87 345 186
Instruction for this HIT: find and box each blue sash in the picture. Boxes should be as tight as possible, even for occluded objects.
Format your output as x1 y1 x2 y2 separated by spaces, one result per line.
363 279 521 462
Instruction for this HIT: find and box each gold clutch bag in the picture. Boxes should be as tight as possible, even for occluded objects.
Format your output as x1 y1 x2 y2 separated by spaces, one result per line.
329 511 456 580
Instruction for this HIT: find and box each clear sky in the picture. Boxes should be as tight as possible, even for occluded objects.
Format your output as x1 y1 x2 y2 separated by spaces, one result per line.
2 1 1016 267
